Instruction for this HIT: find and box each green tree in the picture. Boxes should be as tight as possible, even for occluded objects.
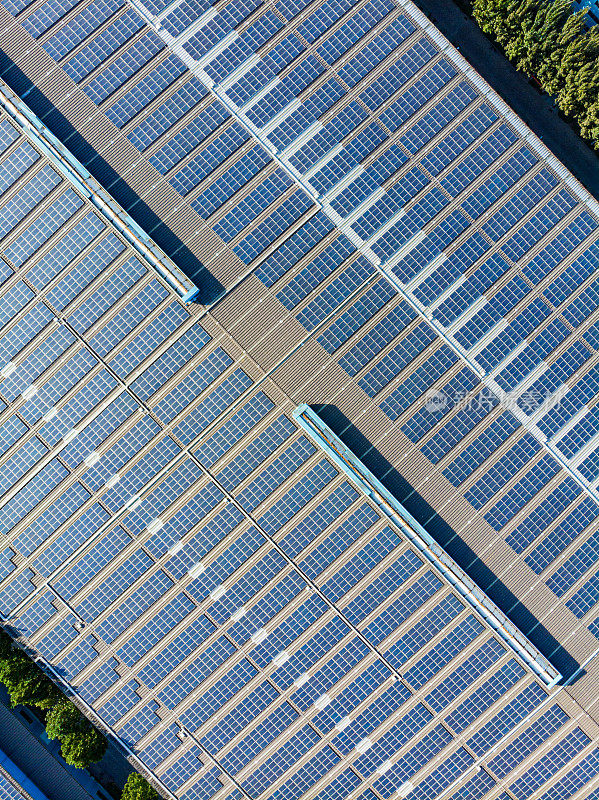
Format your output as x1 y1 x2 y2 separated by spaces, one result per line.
557 57 599 119
45 700 87 740
536 5 590 89
60 726 107 768
542 21 594 92
471 0 599 149
494 0 540 49
0 630 14 661
515 0 575 77
472 0 511 36
121 773 158 800
579 99 599 148
502 0 544 66
0 652 60 709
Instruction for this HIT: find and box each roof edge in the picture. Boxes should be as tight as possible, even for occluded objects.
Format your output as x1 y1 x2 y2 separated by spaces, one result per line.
0 79 201 305
293 403 562 688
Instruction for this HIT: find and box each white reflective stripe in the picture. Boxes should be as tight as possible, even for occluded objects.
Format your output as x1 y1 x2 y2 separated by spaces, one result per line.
155 0 190 22
324 205 367 249
190 31 238 68
127 0 156 25
426 273 467 313
0 361 16 378
218 53 261 91
171 9 231 48
355 738 372 754
105 473 121 488
382 230 427 270
302 142 343 180
322 165 364 203
396 781 415 798
487 338 529 379
260 98 301 135
42 406 58 422
83 451 101 467
239 77 281 115
375 760 393 775
271 650 289 667
63 427 79 443
335 716 351 732
322 205 343 226
358 244 382 264
446 296 488 334
168 540 185 556
486 377 534 428
231 605 246 622
569 430 599 468
294 672 310 687
363 206 405 248
164 0 217 29
549 404 589 445
342 186 385 226
405 252 447 291
188 561 205 578
313 693 331 710
22 384 38 400
281 120 324 158
467 317 508 358
146 517 164 535
250 627 267 644
209 585 226 601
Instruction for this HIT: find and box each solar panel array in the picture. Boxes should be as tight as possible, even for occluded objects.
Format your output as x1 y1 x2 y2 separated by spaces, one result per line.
0 772 32 800
0 0 598 797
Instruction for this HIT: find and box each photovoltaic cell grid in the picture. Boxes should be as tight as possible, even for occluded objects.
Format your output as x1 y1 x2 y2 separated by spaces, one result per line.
97 0 599 636
5 364 593 800
0 108 593 800
12 0 599 635
0 771 32 800
0 0 598 797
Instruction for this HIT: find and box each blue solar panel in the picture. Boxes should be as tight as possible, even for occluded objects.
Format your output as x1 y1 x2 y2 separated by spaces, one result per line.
2 1 599 798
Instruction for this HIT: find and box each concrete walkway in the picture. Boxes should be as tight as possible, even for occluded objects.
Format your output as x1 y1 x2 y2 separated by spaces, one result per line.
413 0 599 201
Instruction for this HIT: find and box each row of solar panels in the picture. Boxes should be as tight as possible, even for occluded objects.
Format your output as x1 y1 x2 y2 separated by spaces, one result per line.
5 0 599 636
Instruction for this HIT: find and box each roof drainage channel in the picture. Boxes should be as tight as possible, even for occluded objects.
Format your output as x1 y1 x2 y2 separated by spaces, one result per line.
0 80 200 304
293 403 562 689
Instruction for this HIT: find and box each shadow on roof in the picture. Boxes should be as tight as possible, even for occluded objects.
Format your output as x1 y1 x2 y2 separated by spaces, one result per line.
315 403 581 683
0 57 226 306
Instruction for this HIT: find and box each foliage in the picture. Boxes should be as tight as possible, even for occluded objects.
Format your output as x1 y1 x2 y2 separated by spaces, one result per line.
0 629 13 660
0 627 107 769
121 773 159 800
45 700 88 740
60 726 108 768
472 0 599 148
0 651 60 709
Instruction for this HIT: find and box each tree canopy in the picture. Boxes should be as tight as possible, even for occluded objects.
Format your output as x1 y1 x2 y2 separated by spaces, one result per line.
60 726 108 769
472 0 599 148
0 629 107 769
121 773 159 800
0 652 60 709
45 700 89 740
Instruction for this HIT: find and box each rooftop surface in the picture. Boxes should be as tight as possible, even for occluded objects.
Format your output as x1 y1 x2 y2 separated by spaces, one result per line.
0 0 597 798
